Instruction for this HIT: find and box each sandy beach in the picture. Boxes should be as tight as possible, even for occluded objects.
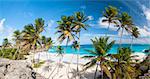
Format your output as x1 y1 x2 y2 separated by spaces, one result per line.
25 51 147 79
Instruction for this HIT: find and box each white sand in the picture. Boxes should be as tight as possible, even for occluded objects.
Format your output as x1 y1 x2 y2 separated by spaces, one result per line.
25 51 147 79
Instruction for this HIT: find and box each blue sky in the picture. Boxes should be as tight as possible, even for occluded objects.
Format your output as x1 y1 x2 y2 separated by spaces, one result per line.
0 0 150 45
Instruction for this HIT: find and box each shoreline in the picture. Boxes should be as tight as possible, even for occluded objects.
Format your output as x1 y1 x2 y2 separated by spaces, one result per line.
25 51 147 79
26 51 147 64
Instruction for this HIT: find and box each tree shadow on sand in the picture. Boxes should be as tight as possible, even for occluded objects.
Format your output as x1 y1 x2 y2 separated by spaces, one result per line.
69 69 97 79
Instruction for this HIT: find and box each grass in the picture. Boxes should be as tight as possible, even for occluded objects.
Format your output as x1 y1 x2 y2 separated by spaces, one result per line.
0 48 16 59
33 61 45 68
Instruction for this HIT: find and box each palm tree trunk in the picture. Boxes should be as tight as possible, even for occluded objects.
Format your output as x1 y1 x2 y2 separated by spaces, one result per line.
130 36 133 49
13 47 19 60
119 28 124 47
1 47 4 58
105 23 110 37
94 64 98 79
77 32 80 73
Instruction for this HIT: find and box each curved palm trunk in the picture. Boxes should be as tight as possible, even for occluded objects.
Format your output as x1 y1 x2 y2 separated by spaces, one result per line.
1 47 5 58
13 47 19 60
94 64 98 79
57 55 63 73
105 23 110 37
76 32 81 75
130 36 133 49
119 28 124 47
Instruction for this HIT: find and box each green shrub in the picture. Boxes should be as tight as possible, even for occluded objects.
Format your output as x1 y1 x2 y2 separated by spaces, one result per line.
0 48 21 60
33 61 45 68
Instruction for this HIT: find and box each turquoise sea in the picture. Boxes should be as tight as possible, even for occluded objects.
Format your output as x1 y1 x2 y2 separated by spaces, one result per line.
49 44 150 55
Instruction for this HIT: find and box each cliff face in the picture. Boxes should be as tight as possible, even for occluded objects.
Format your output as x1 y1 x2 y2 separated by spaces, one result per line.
0 58 44 79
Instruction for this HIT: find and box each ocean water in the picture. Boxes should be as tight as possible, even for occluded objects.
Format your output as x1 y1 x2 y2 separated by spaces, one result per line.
49 44 150 55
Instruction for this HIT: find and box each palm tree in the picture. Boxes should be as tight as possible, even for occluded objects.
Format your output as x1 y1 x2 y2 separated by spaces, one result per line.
2 38 12 58
56 15 78 78
21 18 45 53
2 38 11 48
72 41 80 71
12 30 22 59
41 36 53 51
102 6 118 36
56 45 64 62
109 47 137 79
73 12 90 73
117 12 134 46
13 30 22 46
56 46 64 73
45 37 53 51
82 37 115 79
130 26 140 48
56 15 77 45
41 36 46 49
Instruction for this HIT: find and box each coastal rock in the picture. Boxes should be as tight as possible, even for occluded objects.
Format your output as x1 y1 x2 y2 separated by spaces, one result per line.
0 58 45 79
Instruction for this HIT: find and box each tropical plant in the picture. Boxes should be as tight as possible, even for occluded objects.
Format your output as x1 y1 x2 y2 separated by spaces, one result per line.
21 18 45 53
13 30 22 59
117 12 134 46
109 47 138 79
82 37 115 79
72 41 80 72
41 36 53 51
130 26 140 48
13 30 22 46
56 15 77 45
73 12 89 33
102 6 118 36
2 38 11 48
73 12 90 73
56 15 78 77
56 46 64 59
72 41 80 51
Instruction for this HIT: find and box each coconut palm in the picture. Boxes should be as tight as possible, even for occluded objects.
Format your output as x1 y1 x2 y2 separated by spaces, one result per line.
109 47 137 79
56 15 77 45
72 41 80 72
45 37 53 50
102 6 118 36
73 12 90 73
73 12 89 33
82 37 115 79
56 46 64 73
41 36 53 51
41 36 46 49
13 30 22 45
56 46 64 59
130 26 140 48
2 38 11 48
56 15 78 78
12 30 22 59
21 18 45 53
117 12 134 46
2 38 12 58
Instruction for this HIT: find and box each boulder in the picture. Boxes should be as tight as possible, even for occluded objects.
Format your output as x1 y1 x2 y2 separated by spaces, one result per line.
0 58 45 79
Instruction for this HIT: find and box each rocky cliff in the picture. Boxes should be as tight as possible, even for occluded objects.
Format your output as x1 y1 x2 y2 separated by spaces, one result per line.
0 58 45 79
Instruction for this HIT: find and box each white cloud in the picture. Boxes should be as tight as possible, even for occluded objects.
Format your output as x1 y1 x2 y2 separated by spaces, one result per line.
98 17 118 31
118 29 129 36
137 26 150 37
82 33 116 37
117 25 150 37
0 18 6 32
48 20 55 27
143 25 150 31
141 5 150 21
0 19 15 44
87 16 94 20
